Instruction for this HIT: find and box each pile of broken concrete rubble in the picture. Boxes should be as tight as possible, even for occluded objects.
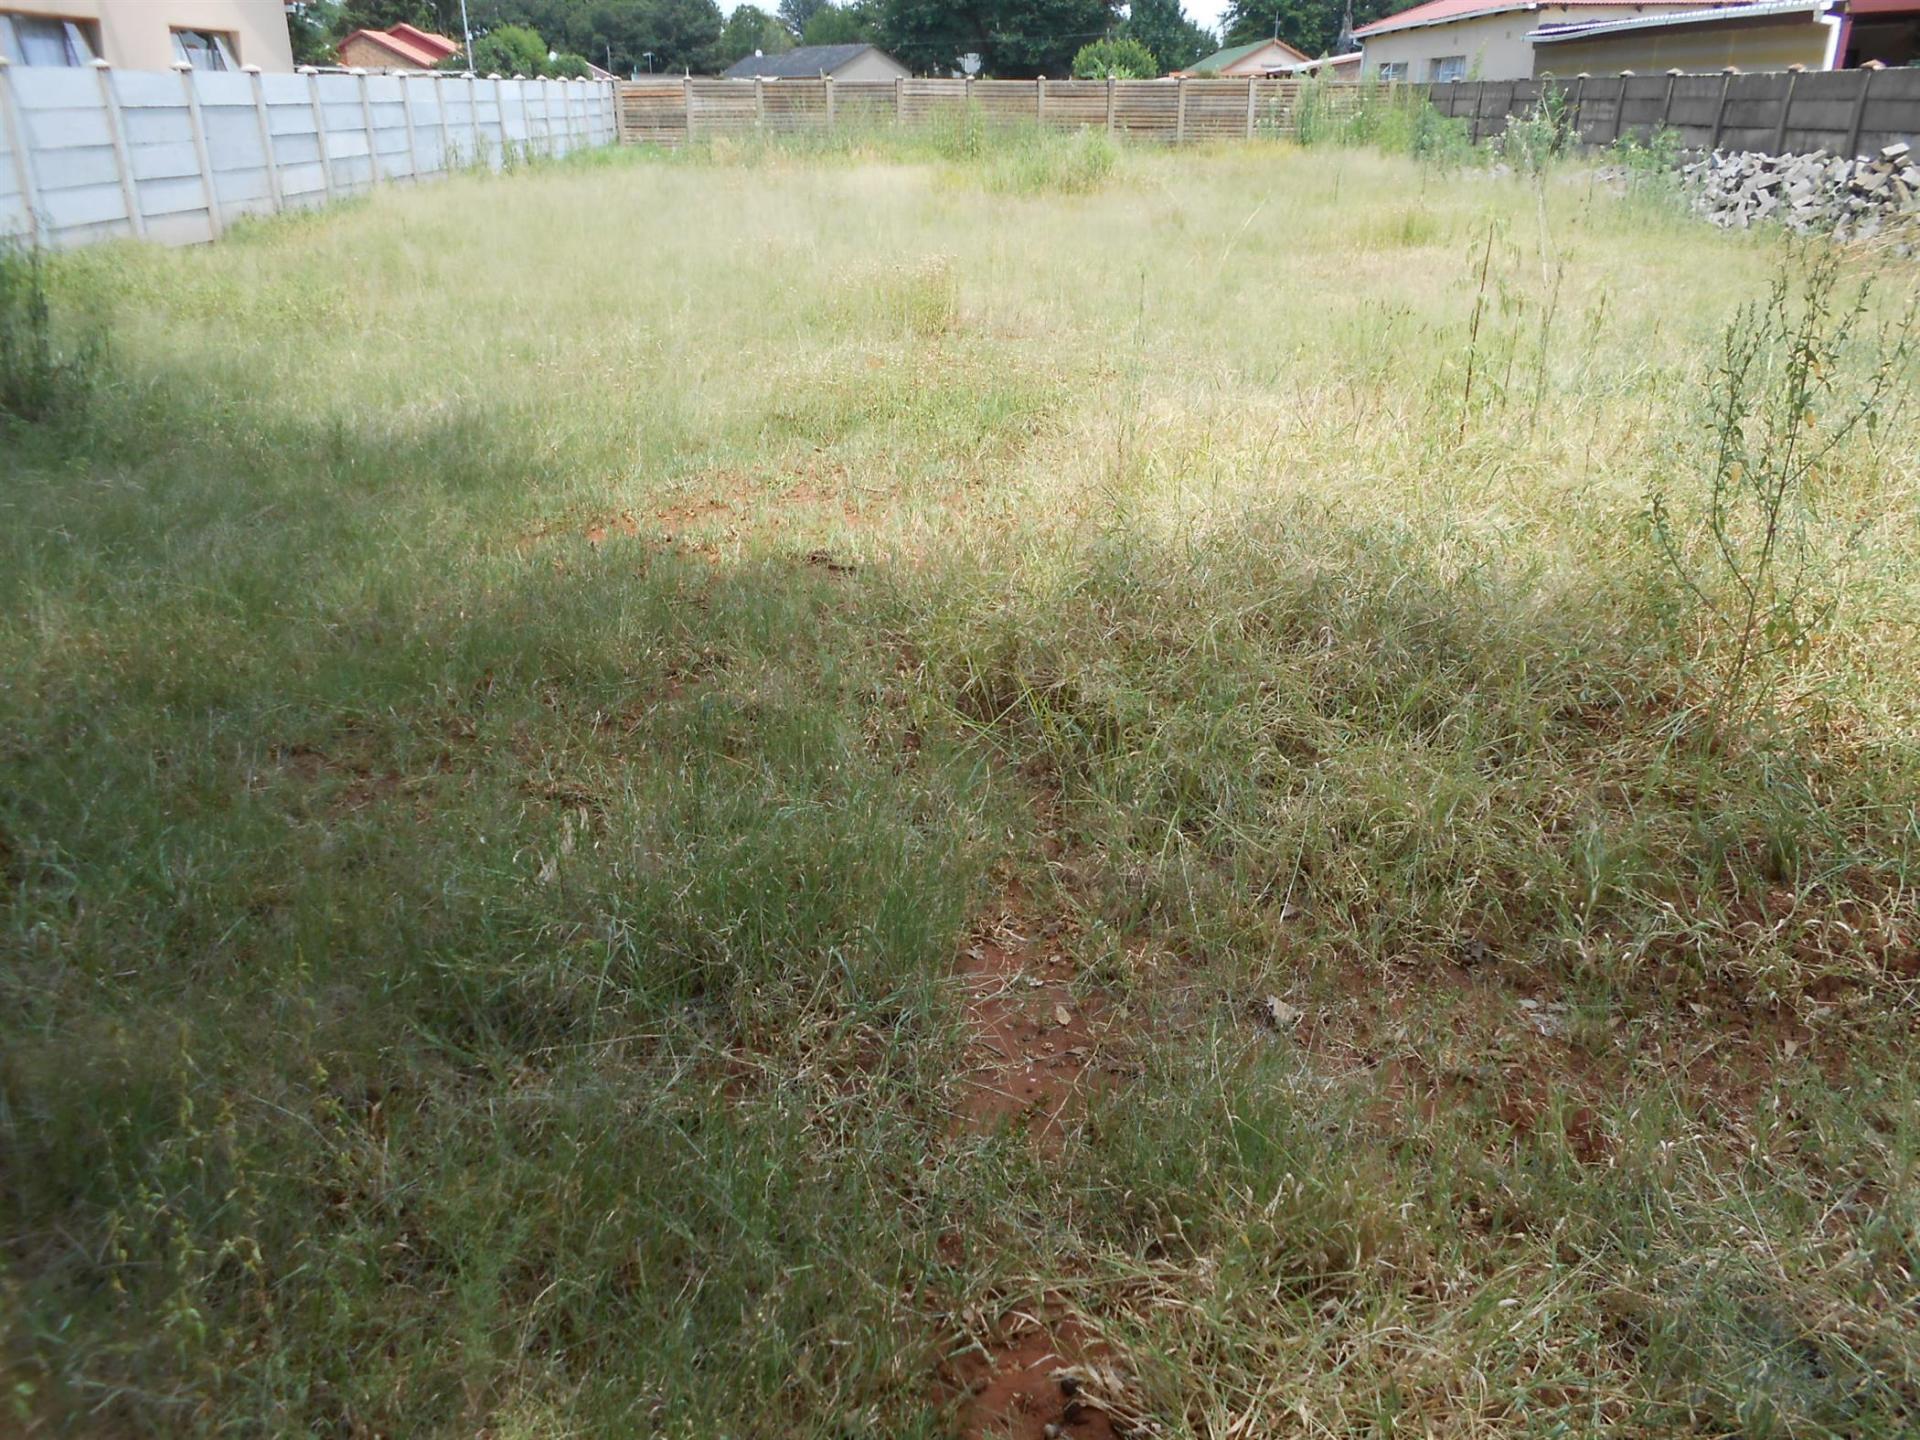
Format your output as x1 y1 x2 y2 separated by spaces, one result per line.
1679 141 1920 237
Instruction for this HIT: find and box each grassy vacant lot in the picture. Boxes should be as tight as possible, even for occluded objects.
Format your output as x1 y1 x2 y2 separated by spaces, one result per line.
5 132 1920 1437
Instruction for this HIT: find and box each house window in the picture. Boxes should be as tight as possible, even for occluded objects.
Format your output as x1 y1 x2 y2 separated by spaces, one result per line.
1375 61 1408 81
0 12 98 66
171 27 237 70
1430 55 1467 82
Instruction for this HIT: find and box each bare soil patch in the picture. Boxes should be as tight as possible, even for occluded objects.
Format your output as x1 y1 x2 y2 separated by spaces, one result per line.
947 1315 1122 1440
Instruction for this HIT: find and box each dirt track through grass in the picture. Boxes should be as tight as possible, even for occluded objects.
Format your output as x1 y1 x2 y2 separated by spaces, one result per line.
6 138 1920 1437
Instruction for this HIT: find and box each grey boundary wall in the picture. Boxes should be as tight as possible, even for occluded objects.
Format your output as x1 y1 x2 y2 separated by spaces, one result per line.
0 61 617 251
1424 67 1920 159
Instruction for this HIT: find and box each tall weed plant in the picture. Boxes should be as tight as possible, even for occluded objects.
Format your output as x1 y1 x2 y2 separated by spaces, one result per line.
1647 249 1915 746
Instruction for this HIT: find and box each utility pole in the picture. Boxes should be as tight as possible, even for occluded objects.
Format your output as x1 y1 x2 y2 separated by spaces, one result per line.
458 0 474 71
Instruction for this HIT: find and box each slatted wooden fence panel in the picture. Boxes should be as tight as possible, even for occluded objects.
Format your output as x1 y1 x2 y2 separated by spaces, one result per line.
1111 80 1180 141
1040 79 1109 130
617 72 1920 159
972 79 1037 125
617 81 687 146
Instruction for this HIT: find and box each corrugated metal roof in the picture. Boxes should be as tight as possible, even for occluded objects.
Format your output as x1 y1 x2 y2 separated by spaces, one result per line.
1529 0 1823 38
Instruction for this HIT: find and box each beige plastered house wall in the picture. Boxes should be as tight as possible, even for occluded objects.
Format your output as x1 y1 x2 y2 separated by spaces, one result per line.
1361 5 1707 81
4 0 294 71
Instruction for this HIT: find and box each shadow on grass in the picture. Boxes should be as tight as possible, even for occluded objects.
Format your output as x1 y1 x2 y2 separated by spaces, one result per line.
4 374 1919 1436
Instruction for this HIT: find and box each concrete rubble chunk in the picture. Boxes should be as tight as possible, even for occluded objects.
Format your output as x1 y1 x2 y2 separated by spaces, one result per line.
1680 145 1920 238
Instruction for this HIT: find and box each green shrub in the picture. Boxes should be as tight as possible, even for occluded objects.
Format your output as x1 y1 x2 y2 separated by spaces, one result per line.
471 23 547 78
1073 36 1158 79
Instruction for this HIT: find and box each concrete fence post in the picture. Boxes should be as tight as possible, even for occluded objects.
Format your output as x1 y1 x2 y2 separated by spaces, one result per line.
683 74 694 142
1176 75 1187 144
1846 61 1881 158
1710 66 1735 150
302 66 335 199
244 64 283 212
436 73 453 169
490 73 507 166
1774 64 1803 153
399 71 420 177
755 76 765 129
1037 75 1047 123
824 75 835 129
173 62 223 237
353 68 382 184
1106 76 1116 134
93 61 145 238
1245 76 1257 139
1611 71 1632 142
1569 72 1587 144
1659 67 1681 139
465 71 480 165
894 75 903 127
0 57 43 246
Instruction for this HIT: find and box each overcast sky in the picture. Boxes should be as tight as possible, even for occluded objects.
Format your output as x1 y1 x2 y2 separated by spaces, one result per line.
1186 0 1234 35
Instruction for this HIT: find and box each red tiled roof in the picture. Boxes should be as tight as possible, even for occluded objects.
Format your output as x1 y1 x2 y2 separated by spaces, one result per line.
388 24 462 60
1354 0 1742 38
340 25 462 68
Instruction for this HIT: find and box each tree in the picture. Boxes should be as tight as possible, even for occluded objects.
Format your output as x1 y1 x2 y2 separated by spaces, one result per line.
778 0 832 34
1072 35 1154 76
801 4 874 44
1121 0 1210 71
877 0 1120 77
338 0 420 28
719 3 793 61
454 0 723 75
1220 0 1388 57
337 0 476 31
472 22 549 72
287 0 340 64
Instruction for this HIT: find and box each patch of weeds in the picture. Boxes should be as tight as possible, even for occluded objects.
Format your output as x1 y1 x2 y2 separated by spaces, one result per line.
972 127 1119 196
1497 87 1574 174
0 244 93 423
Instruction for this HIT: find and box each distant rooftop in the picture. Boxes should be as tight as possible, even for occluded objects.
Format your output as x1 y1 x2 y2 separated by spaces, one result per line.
1184 37 1312 73
721 44 882 79
339 23 462 69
